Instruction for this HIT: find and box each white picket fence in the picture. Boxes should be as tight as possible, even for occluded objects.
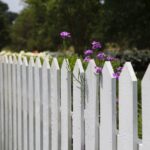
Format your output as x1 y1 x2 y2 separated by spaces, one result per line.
0 55 150 150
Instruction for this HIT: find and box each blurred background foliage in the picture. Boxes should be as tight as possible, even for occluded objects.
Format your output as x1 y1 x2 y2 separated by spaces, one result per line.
1 0 150 56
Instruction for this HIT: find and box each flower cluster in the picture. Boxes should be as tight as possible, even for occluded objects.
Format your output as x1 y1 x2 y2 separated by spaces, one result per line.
60 31 123 79
83 40 123 79
60 31 71 39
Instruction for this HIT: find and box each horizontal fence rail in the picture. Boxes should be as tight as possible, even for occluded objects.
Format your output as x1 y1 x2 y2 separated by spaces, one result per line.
0 55 149 150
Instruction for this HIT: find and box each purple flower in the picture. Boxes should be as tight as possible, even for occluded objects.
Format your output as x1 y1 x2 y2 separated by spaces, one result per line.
97 52 105 60
60 31 71 39
84 49 93 55
92 41 102 50
106 56 115 61
95 66 102 73
117 67 123 72
83 56 91 62
113 72 120 79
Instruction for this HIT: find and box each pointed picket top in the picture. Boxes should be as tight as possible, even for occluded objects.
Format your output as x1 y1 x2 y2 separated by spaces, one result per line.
61 59 70 72
73 59 84 77
118 62 138 150
4 55 8 63
29 57 35 67
141 64 150 150
85 59 96 75
100 61 117 150
51 58 59 71
0 55 4 63
22 57 28 66
17 56 22 65
43 58 50 69
61 59 71 150
120 62 137 81
8 56 13 64
35 57 41 67
13 55 17 64
102 61 114 78
85 59 99 150
142 64 150 85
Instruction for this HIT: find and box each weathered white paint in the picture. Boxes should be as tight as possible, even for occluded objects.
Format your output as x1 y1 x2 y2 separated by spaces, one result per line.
140 64 150 150
118 62 138 150
8 56 13 150
12 56 17 150
17 56 23 150
34 57 41 150
100 62 117 150
28 57 35 150
51 58 61 150
61 59 72 150
41 58 50 150
73 59 85 150
85 60 99 150
22 57 28 150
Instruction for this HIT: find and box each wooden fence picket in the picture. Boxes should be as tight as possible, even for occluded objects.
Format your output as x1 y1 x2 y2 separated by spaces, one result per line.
17 56 23 150
12 56 17 150
51 58 61 150
22 57 28 150
1 55 150 150
140 64 150 150
34 57 42 150
41 58 50 150
61 59 72 150
85 60 99 150
0 56 4 150
4 56 8 150
8 56 13 150
28 57 35 150
118 62 138 150
73 59 85 150
100 62 117 150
